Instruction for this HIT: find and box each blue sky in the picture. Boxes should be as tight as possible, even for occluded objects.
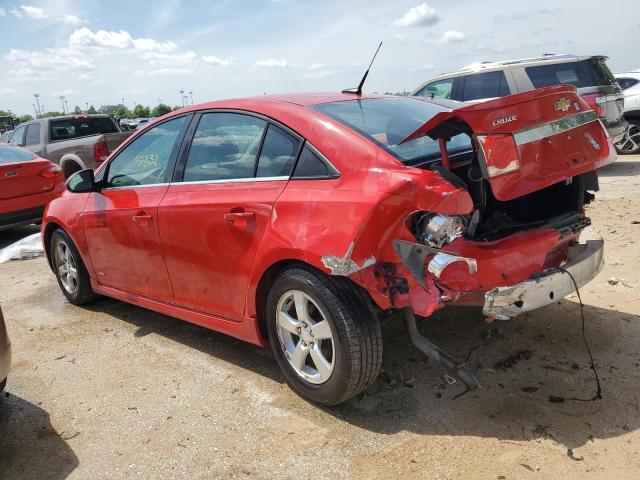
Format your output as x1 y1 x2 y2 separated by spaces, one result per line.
0 0 638 115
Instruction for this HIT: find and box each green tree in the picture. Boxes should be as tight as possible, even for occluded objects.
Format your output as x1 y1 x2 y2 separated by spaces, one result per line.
18 114 33 123
73 105 82 114
151 103 172 117
43 111 64 118
87 105 97 114
132 104 151 118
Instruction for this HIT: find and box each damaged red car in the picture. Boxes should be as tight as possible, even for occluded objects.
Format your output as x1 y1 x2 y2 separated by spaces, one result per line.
42 85 614 405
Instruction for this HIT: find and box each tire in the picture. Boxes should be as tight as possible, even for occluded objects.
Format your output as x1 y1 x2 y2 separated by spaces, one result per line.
614 119 640 155
50 229 95 305
266 267 382 405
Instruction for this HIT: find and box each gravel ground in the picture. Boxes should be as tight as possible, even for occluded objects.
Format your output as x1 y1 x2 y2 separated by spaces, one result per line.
0 156 639 480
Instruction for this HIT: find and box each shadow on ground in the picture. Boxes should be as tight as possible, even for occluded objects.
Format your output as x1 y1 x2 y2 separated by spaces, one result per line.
0 225 40 249
85 295 640 450
598 158 640 177
0 392 78 480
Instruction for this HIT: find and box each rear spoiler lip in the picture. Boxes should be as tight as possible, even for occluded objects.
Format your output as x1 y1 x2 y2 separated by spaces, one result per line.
400 85 580 145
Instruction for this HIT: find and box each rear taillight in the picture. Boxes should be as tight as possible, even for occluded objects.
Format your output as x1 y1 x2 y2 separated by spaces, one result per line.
94 141 109 164
476 134 520 177
40 164 62 178
581 94 606 117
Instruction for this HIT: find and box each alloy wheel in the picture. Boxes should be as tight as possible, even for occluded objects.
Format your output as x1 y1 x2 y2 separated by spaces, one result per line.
275 290 335 384
615 123 640 154
54 240 78 295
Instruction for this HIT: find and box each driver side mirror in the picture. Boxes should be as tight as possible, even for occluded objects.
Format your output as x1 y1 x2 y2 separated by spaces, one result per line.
66 168 96 193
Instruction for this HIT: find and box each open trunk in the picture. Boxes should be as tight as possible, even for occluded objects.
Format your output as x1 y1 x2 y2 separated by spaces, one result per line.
404 85 616 240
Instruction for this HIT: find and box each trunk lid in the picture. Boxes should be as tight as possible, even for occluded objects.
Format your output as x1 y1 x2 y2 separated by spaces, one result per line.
403 85 616 201
0 147 60 200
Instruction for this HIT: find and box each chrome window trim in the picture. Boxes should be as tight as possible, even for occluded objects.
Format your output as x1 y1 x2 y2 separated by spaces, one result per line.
170 175 289 187
101 182 170 191
513 110 599 146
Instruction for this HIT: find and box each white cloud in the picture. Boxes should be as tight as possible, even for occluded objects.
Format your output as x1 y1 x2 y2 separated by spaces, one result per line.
143 51 197 66
5 47 94 71
52 89 75 96
392 3 438 27
0 7 5 16
69 28 177 53
409 64 435 72
132 68 194 78
203 55 233 67
303 70 335 79
255 58 289 68
10 8 23 18
20 5 47 19
58 14 81 25
77 73 93 81
438 30 466 44
0 88 17 95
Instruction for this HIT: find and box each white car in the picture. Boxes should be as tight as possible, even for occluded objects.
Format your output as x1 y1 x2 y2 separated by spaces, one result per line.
614 72 640 154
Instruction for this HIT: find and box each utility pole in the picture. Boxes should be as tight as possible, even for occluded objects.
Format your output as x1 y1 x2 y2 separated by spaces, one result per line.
189 91 193 105
33 94 41 117
179 90 184 107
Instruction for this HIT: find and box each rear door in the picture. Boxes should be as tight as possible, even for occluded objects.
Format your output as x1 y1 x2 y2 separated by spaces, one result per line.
159 111 301 320
0 147 56 200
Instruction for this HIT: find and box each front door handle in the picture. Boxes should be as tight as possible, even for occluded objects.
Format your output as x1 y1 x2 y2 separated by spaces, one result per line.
224 211 255 225
133 213 153 227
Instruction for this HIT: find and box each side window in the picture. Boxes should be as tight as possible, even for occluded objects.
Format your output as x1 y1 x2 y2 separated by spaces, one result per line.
183 113 267 182
617 78 639 90
461 71 510 101
292 145 339 179
415 79 454 99
9 125 27 145
256 125 301 177
25 123 41 146
106 116 187 188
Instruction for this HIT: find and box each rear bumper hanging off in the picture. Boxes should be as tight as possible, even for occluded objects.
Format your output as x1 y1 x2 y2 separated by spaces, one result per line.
483 239 604 319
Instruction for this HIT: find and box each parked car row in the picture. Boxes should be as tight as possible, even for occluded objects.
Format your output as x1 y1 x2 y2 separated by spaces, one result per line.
613 72 640 154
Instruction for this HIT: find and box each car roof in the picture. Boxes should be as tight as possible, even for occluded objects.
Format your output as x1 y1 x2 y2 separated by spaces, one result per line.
615 72 640 79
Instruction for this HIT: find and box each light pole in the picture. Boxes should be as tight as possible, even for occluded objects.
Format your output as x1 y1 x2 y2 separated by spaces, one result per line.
179 90 184 107
64 99 69 114
85 102 89 112
59 96 66 114
33 94 41 117
33 103 38 118
121 97 125 107
189 91 193 105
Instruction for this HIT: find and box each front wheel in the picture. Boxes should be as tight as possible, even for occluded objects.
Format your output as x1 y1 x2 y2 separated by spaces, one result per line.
266 267 382 405
50 229 95 305
614 120 640 155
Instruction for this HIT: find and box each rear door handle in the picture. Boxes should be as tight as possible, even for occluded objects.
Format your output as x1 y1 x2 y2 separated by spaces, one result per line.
224 211 255 225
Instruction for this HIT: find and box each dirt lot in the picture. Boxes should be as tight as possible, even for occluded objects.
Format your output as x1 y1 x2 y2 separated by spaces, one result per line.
0 156 639 480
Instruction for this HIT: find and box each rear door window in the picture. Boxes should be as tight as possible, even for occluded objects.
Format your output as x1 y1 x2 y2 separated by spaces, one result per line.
256 125 301 177
526 59 617 88
461 71 510 101
415 78 454 100
183 113 267 182
50 117 118 141
25 123 41 146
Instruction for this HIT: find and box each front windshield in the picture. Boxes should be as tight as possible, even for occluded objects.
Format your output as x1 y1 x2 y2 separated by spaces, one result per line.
311 97 471 164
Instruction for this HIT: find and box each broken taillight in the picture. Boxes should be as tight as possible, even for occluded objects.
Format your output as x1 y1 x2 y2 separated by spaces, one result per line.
581 94 606 117
475 134 519 178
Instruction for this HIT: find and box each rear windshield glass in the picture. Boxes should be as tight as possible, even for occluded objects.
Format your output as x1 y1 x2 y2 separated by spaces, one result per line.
50 117 118 141
0 146 36 164
526 59 617 88
311 98 471 164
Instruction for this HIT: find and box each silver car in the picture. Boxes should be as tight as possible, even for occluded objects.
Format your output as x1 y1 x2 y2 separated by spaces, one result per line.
0 305 10 393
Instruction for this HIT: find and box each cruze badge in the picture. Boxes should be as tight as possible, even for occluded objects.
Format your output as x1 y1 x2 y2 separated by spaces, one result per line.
555 98 571 112
584 132 600 150
492 114 518 127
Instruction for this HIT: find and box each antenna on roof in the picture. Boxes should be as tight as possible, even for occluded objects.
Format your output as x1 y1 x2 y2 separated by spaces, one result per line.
342 41 382 95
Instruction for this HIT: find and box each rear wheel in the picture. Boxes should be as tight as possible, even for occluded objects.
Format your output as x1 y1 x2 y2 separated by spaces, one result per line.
50 229 95 305
615 120 640 155
266 267 382 405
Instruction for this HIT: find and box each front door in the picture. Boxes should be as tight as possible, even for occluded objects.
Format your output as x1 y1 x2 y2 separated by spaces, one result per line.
83 115 189 302
159 112 302 320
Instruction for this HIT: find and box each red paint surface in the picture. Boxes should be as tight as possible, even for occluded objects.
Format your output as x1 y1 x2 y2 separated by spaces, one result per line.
42 90 611 345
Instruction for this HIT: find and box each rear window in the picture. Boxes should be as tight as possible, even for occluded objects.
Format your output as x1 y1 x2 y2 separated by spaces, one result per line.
311 97 471 164
617 77 639 90
0 146 36 164
526 59 617 88
50 117 118 141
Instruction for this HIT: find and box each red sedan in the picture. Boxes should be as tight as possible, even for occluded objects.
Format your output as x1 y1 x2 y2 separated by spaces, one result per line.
0 145 64 229
42 87 614 404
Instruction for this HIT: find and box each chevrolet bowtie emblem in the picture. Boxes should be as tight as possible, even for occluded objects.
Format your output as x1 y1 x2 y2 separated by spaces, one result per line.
554 98 571 112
